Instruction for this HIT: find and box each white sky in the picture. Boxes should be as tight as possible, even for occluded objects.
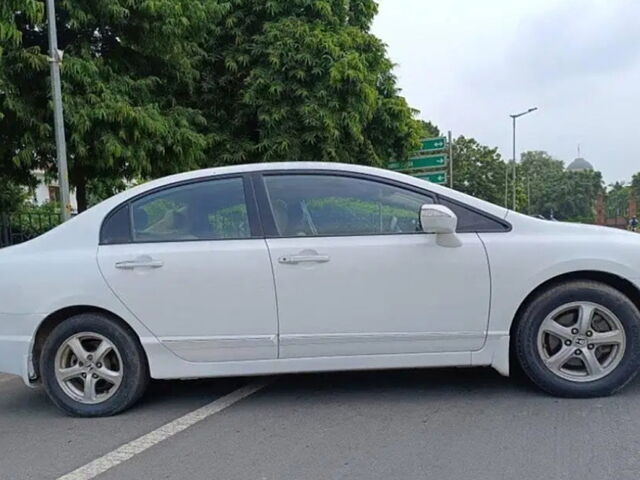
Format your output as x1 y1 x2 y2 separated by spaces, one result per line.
372 0 640 183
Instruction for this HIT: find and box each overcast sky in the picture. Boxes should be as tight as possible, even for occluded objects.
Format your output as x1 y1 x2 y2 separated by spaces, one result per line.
372 0 640 184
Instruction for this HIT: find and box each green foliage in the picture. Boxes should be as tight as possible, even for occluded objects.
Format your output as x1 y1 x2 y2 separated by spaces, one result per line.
519 151 603 221
519 151 565 216
1 0 225 211
209 204 250 239
140 198 182 227
198 0 421 167
307 196 418 234
556 170 603 222
86 177 130 208
416 120 440 139
4 201 61 239
632 172 640 203
1 0 421 212
450 136 506 206
0 1 42 93
605 182 630 219
0 175 30 213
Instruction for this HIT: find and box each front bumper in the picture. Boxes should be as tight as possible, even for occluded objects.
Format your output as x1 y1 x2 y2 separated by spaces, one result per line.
0 312 45 385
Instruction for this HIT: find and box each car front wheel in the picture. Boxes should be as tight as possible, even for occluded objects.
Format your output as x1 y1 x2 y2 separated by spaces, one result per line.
40 313 149 417
515 280 640 397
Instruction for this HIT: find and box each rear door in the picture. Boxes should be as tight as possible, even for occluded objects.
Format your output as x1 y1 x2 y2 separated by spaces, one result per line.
97 175 278 362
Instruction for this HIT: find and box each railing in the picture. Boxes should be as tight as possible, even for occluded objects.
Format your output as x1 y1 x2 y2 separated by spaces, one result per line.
0 211 61 248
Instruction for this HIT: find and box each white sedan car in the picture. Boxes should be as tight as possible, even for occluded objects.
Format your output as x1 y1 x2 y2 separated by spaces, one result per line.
2 162 640 416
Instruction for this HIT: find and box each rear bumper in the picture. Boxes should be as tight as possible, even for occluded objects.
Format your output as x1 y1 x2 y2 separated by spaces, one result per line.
0 312 44 385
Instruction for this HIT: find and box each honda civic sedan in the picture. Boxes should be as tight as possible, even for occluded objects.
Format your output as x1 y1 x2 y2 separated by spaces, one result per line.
2 162 640 416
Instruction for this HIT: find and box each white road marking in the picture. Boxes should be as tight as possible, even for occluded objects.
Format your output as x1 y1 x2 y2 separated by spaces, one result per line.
57 379 271 480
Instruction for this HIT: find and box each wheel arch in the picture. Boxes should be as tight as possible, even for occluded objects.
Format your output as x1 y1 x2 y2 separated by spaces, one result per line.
31 305 149 381
509 270 640 339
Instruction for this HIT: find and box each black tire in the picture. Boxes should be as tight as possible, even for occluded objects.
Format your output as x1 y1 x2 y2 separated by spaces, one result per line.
515 280 640 398
40 313 149 417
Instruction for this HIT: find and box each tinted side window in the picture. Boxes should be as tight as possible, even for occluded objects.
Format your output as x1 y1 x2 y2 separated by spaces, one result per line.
439 198 508 232
131 178 250 242
263 175 434 236
101 204 131 245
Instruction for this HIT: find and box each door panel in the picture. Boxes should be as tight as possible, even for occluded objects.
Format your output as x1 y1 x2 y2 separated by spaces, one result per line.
98 240 278 361
267 234 490 358
259 172 491 358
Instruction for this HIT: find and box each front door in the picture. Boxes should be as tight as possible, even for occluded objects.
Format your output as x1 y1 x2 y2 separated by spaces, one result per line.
98 176 278 362
259 173 491 358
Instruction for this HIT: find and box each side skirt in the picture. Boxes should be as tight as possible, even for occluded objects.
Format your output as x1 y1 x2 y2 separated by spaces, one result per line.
143 334 511 380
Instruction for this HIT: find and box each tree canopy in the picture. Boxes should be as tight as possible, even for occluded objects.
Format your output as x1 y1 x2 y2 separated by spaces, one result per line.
632 172 640 204
195 0 421 167
605 182 630 219
1 0 422 211
450 136 506 206
518 151 604 221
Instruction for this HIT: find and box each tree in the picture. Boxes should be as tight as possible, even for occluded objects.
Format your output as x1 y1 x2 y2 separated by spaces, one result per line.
519 151 565 216
195 0 421 168
605 182 630 219
416 120 440 139
0 176 29 214
1 0 225 211
520 151 604 222
450 136 507 205
518 151 603 221
632 172 640 204
557 169 603 222
2 0 422 211
0 1 42 79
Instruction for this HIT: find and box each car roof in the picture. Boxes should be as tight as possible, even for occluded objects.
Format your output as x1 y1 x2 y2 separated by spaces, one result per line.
103 162 508 220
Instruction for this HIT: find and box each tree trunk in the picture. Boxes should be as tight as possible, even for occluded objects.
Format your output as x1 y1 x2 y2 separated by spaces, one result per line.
76 180 88 213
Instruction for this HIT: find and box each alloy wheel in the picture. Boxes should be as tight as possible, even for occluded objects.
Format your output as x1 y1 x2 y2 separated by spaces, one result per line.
54 332 123 404
537 301 626 382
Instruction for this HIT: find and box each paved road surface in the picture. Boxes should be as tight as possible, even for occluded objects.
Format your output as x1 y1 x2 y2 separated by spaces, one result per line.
2 368 640 480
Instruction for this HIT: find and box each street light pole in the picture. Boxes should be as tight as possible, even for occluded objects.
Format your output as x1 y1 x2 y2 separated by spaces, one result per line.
512 115 516 210
45 0 71 221
509 107 537 211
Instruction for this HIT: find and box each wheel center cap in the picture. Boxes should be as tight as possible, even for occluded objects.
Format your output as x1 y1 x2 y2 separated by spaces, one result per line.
575 337 587 346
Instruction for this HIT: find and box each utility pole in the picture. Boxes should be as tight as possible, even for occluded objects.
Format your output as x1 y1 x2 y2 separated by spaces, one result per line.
46 0 71 221
509 107 537 211
448 130 453 188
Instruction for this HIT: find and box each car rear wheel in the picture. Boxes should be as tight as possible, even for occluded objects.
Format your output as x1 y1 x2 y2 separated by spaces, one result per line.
515 280 640 397
40 313 149 417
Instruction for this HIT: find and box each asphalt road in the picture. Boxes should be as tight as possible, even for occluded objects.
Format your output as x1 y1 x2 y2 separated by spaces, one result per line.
2 367 640 480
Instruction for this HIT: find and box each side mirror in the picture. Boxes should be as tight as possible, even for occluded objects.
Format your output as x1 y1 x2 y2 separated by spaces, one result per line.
420 204 458 234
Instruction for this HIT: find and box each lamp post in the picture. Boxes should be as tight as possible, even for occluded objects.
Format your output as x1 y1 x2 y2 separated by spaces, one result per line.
507 107 537 210
45 0 71 221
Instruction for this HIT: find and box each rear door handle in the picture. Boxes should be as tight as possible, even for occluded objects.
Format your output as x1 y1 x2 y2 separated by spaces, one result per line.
278 254 330 265
115 256 164 270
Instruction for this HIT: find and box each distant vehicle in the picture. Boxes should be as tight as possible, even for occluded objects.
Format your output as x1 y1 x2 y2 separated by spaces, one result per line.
1 163 640 416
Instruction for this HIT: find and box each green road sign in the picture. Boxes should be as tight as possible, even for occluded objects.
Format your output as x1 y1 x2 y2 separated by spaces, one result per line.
420 136 446 152
414 171 447 184
388 154 447 171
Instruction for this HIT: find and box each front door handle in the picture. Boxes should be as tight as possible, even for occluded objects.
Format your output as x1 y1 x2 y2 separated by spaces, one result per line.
278 254 330 265
115 256 164 270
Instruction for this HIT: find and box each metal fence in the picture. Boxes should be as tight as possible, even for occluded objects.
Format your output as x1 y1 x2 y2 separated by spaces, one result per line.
0 211 61 248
